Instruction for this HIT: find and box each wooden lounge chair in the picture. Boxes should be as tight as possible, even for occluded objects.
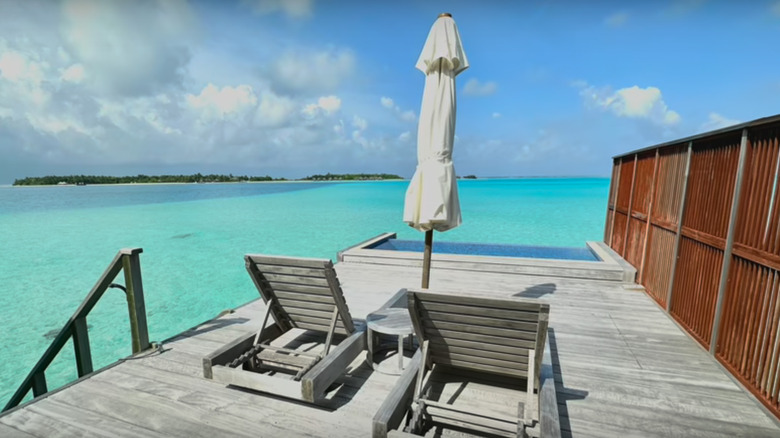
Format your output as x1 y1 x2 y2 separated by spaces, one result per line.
373 289 559 438
203 254 366 403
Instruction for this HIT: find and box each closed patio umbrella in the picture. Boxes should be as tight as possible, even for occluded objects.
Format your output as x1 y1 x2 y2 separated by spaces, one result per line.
403 13 468 289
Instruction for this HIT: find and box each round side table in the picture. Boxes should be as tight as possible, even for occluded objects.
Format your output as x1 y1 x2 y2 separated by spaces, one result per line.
365 308 415 375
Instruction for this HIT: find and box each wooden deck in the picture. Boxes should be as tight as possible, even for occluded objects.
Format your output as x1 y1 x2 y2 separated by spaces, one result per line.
2 259 780 437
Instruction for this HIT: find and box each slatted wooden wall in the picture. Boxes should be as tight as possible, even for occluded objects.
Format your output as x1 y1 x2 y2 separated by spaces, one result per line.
611 156 635 255
642 145 687 306
670 135 741 348
606 117 780 418
715 125 780 416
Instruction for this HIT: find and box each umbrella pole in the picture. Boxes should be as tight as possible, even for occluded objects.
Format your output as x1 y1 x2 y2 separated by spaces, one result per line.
422 230 433 289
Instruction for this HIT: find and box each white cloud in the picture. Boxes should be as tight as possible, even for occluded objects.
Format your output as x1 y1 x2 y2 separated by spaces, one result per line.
0 51 43 83
352 115 367 131
271 48 354 94
242 0 313 18
256 90 296 127
700 113 740 132
0 48 50 108
61 63 85 83
463 78 497 96
379 96 416 122
318 95 341 113
492 112 501 118
62 0 196 96
400 110 416 122
0 1 424 181
186 84 258 119
604 12 629 27
302 95 342 116
578 83 681 126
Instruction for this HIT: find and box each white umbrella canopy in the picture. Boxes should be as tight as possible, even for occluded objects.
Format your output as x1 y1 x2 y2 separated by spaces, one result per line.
403 13 468 288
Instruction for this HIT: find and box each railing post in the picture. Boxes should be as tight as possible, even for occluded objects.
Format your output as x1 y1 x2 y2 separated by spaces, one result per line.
666 142 693 311
607 159 621 247
122 248 151 354
72 316 93 376
709 129 749 354
31 372 47 397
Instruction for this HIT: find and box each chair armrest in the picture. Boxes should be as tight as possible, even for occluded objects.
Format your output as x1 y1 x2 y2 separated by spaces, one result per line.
372 349 423 438
539 333 561 438
377 288 409 310
301 329 366 403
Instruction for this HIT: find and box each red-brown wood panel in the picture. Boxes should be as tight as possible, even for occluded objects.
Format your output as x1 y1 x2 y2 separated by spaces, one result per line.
716 123 780 418
652 145 687 227
611 212 628 255
632 152 656 216
642 225 676 307
682 136 741 240
735 125 780 255
669 237 724 349
716 256 780 417
616 156 635 212
625 217 646 269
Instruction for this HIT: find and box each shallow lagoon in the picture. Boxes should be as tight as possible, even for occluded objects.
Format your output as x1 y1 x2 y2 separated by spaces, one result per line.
0 178 608 406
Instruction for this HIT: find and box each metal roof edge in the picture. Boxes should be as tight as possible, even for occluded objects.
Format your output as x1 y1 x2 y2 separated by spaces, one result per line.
611 113 780 159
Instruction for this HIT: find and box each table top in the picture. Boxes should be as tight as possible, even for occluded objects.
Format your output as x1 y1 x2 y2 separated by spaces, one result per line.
366 307 414 336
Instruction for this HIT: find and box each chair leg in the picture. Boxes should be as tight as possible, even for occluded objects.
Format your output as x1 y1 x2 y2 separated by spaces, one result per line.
408 400 425 434
517 401 529 438
398 334 404 372
366 327 374 368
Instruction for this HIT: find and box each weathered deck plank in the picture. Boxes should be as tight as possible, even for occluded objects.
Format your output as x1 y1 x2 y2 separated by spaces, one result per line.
2 259 779 437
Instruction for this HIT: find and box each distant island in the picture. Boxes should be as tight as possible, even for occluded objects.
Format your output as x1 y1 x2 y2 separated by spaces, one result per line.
12 172 403 186
301 173 402 181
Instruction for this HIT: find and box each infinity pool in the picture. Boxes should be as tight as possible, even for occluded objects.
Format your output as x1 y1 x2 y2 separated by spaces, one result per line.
368 239 600 261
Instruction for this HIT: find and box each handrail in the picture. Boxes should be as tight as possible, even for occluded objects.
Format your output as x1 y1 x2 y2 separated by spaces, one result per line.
2 248 151 412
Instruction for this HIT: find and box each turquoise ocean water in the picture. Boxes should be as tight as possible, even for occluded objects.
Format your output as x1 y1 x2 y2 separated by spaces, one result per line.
0 178 608 406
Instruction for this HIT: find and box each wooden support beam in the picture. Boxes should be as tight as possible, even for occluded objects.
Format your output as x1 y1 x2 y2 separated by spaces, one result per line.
607 159 621 246
72 317 93 377
710 128 749 353
122 249 150 354
31 372 47 397
622 155 639 257
666 142 693 311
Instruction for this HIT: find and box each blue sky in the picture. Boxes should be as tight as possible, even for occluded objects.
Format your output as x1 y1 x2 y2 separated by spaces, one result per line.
1 0 779 183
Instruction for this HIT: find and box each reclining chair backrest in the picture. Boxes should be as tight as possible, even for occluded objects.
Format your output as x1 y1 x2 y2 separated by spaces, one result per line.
407 289 548 381
246 254 355 336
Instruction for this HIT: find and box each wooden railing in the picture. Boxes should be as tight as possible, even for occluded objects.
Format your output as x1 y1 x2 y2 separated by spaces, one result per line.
605 114 780 419
2 248 151 412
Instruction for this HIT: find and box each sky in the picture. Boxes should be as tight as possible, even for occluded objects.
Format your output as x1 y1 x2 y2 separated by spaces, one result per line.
1 0 779 184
